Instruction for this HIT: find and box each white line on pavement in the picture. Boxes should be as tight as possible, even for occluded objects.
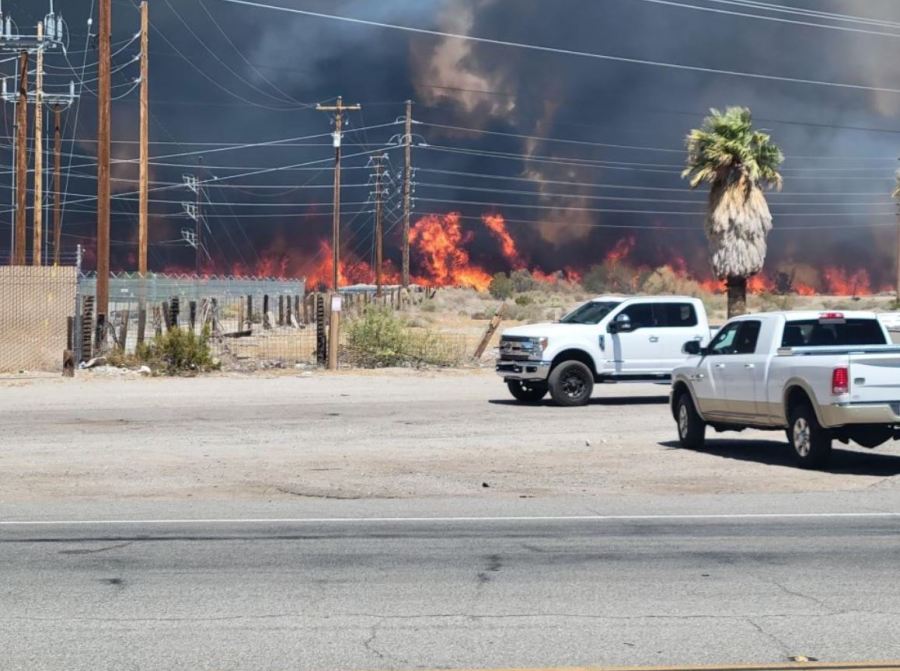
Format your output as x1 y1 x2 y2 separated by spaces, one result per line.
2 512 900 525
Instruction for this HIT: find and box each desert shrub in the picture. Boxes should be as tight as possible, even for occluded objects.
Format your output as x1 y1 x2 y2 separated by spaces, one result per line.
345 307 462 368
489 272 514 299
510 269 538 292
757 292 794 312
514 294 533 306
135 327 217 375
420 300 437 312
641 266 707 297
582 262 643 294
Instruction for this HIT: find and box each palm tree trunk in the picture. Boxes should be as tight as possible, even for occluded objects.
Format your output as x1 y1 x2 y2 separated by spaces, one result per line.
726 276 747 318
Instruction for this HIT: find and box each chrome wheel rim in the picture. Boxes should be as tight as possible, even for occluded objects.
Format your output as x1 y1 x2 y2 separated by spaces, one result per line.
678 403 689 438
793 417 811 457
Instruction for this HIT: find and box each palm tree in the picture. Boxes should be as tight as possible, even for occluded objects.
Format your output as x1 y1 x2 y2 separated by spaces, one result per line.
683 107 784 317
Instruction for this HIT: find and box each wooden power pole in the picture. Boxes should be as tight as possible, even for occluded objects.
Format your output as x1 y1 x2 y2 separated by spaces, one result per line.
316 96 360 290
53 104 62 265
401 100 412 288
97 0 112 325
373 154 384 297
14 51 28 266
138 0 149 275
33 22 43 266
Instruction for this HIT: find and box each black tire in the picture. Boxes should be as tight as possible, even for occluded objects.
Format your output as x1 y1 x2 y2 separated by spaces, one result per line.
548 360 594 407
788 403 832 469
506 380 548 403
675 392 706 450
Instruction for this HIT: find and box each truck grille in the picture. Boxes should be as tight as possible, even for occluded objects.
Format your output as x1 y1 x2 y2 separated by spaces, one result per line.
499 336 537 361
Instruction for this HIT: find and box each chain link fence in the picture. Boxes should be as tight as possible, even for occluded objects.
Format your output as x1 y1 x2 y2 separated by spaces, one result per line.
0 265 78 373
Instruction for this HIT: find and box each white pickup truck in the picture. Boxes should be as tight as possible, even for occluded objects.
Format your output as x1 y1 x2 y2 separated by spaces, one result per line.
496 295 712 406
671 310 900 468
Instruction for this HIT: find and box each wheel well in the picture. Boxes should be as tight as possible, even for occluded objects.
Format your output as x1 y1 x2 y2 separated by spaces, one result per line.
785 386 812 416
671 381 690 419
550 349 596 376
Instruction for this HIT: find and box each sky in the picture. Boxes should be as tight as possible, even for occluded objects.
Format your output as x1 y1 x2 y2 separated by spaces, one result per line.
4 0 900 288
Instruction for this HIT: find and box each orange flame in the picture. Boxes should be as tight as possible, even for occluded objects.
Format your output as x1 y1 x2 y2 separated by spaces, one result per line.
409 213 492 291
605 235 636 265
823 267 872 296
482 213 524 269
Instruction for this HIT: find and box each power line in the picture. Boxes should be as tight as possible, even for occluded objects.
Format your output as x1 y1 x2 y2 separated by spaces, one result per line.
218 0 900 97
632 0 900 39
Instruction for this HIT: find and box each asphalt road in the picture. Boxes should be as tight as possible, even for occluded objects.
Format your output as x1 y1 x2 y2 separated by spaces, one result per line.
3 513 900 671
5 371 900 669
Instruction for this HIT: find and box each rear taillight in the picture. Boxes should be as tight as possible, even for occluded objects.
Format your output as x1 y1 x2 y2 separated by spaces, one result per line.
832 366 849 395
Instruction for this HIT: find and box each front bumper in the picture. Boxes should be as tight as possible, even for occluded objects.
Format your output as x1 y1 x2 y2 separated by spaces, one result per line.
496 359 551 381
820 401 900 428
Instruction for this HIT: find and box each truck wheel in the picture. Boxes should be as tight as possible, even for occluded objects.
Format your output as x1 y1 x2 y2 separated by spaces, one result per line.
788 403 832 469
548 361 594 407
506 380 547 403
676 392 706 450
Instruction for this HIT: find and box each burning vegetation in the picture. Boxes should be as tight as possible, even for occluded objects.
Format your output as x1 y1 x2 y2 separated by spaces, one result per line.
161 210 885 298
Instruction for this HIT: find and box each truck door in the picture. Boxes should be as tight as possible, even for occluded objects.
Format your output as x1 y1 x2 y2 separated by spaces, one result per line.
692 321 741 417
609 302 659 373
654 302 707 373
720 320 763 420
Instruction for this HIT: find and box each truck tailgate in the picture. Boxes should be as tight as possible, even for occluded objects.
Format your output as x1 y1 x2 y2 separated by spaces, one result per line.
850 350 900 404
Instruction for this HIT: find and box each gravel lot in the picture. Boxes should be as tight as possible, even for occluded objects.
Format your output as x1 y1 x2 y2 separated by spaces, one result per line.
4 369 900 504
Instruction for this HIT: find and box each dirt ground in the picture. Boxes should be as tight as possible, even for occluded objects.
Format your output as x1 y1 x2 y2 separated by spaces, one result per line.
3 369 900 504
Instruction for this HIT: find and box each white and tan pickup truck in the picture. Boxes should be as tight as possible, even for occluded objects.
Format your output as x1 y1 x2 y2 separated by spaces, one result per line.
671 310 900 468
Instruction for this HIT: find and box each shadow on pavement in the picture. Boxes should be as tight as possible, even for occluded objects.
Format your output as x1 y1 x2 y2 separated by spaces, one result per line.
489 395 670 407
660 438 900 476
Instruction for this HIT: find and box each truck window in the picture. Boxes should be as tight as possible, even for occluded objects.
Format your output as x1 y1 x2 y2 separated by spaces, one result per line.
734 320 761 354
559 301 620 325
781 319 887 347
655 303 698 327
708 322 741 355
619 303 655 330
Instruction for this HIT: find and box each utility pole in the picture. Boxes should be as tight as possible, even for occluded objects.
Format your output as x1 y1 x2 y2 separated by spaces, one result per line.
14 51 27 265
372 154 385 297
316 96 361 290
138 0 149 275
53 104 61 265
401 99 412 288
33 22 43 266
896 197 900 303
97 0 112 329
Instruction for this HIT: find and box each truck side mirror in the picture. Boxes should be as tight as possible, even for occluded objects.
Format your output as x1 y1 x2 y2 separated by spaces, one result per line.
609 313 632 334
682 340 703 356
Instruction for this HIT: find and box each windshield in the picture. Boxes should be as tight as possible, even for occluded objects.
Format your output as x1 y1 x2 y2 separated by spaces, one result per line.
559 301 621 325
782 319 888 347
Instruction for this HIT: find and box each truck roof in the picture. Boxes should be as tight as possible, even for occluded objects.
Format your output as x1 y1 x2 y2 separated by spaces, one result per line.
728 310 880 321
589 295 702 304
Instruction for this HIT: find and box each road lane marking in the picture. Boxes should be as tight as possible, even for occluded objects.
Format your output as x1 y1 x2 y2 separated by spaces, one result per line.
451 664 900 671
3 512 900 526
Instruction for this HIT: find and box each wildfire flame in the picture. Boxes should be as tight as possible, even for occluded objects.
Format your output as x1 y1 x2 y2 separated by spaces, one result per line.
409 213 492 291
482 213 524 269
143 208 884 298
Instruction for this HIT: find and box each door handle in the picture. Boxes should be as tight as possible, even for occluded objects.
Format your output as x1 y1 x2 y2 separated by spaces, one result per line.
714 363 726 369
744 363 755 369
690 373 706 381
649 336 659 343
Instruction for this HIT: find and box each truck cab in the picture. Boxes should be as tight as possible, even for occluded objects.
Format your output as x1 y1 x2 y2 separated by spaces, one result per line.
497 295 712 406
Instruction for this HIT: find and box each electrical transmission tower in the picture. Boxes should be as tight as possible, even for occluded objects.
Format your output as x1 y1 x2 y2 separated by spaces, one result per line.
182 175 208 274
368 154 389 297
0 1 70 266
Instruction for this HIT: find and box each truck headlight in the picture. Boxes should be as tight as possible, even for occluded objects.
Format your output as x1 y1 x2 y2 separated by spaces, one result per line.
528 337 549 359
